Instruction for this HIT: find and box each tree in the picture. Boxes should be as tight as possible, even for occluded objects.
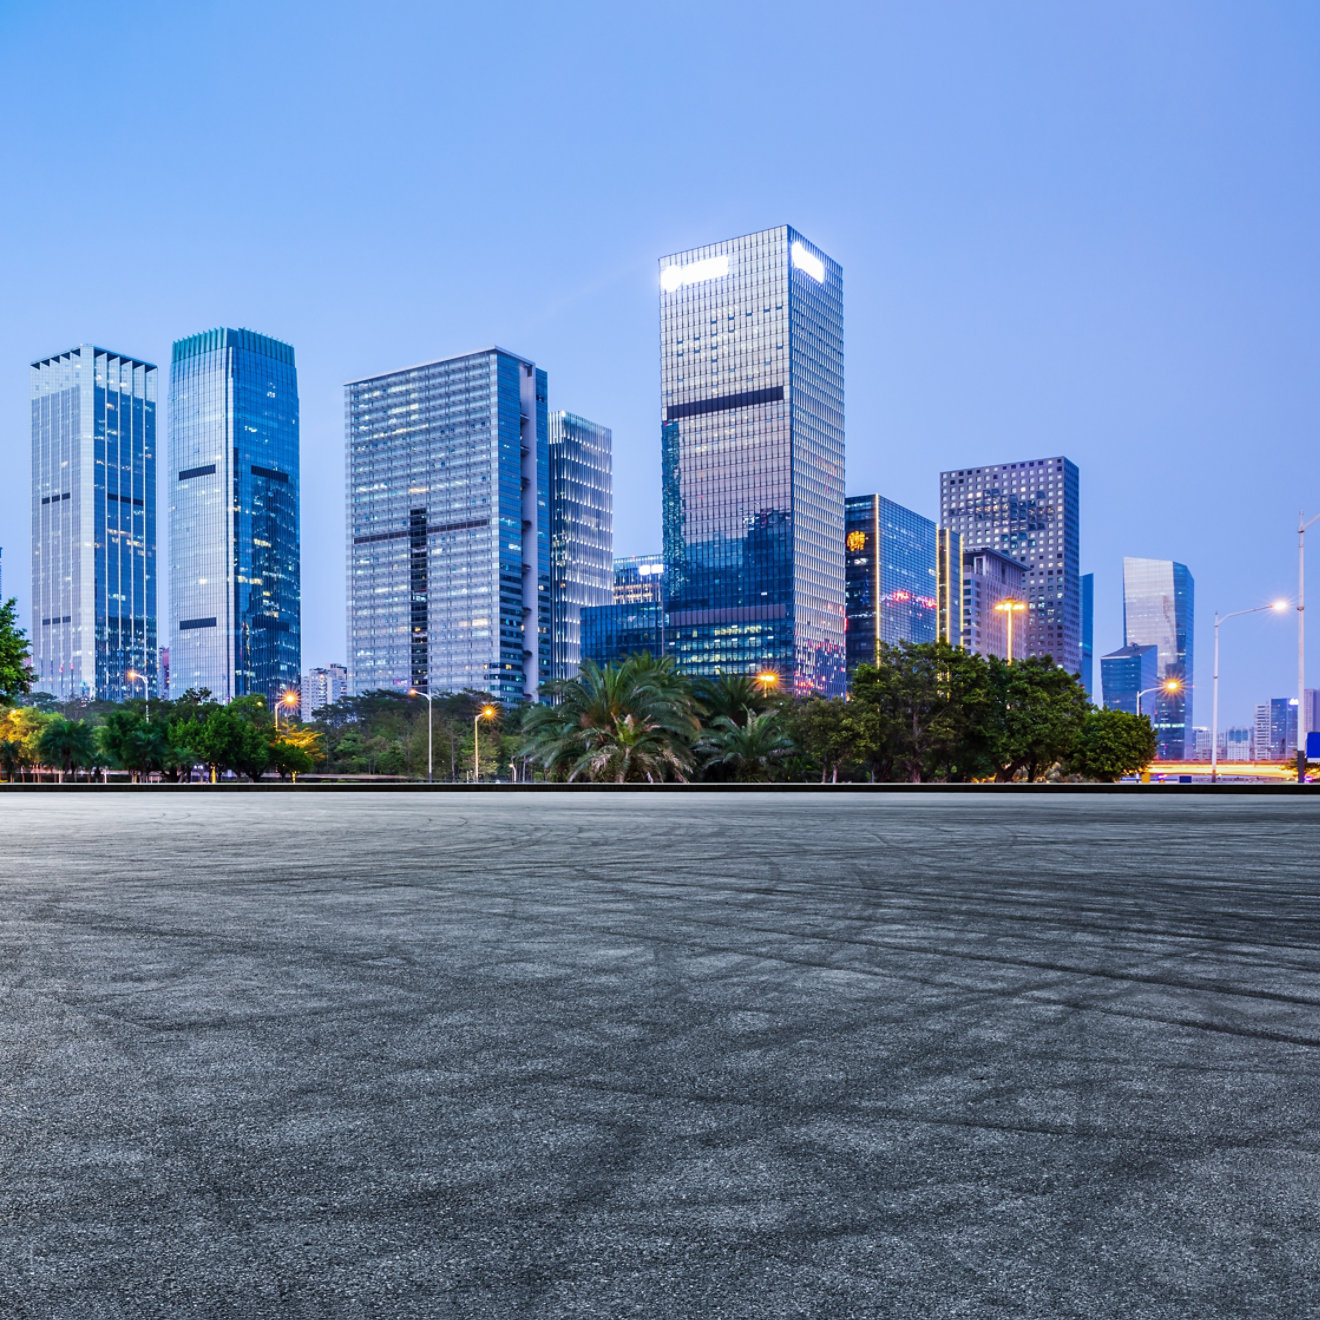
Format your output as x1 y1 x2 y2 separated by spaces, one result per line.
522 655 698 783
1069 708 1158 782
986 656 1090 782
698 710 794 782
36 717 97 782
692 673 775 729
0 708 52 781
781 696 864 782
97 710 172 781
180 704 270 781
0 599 33 706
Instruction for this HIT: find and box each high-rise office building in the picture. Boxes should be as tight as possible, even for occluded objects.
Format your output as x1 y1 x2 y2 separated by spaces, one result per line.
548 412 612 682
1101 643 1157 715
1303 688 1320 754
31 345 157 701
346 348 548 705
1081 572 1094 698
301 663 348 718
936 528 963 646
1220 726 1253 760
660 225 845 695
1254 698 1297 760
613 555 665 605
844 495 937 676
170 328 300 705
940 457 1081 674
961 547 1028 660
1123 557 1194 758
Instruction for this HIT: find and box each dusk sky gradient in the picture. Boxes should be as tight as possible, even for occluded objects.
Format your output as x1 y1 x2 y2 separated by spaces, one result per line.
2 0 1317 725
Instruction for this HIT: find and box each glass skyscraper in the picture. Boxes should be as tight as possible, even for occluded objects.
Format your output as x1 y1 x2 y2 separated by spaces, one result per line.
549 411 612 682
1081 572 1095 698
346 348 549 706
31 345 158 701
1101 643 1157 715
613 554 666 605
1122 557 1193 758
844 495 937 676
940 457 1081 675
660 225 845 695
169 328 301 705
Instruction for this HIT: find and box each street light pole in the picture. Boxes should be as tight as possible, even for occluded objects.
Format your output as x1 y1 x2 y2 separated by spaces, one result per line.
1212 600 1288 783
473 705 496 781
994 599 1027 663
408 689 434 782
1298 512 1320 781
125 670 149 722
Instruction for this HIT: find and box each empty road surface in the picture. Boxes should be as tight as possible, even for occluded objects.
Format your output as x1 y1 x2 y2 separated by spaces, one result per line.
1 790 1317 1319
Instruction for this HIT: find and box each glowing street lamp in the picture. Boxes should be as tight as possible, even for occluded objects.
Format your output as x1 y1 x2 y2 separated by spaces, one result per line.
473 705 497 781
993 598 1028 663
274 688 300 730
1136 677 1182 720
1212 599 1289 782
1297 511 1320 779
125 669 149 722
756 670 780 697
408 688 434 782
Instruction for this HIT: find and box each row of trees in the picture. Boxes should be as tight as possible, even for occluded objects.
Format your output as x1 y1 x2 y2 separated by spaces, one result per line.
0 692 326 783
520 645 1157 784
1 595 1154 784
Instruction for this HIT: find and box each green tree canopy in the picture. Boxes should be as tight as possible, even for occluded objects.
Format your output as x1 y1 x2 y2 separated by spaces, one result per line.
0 599 33 706
1069 708 1158 782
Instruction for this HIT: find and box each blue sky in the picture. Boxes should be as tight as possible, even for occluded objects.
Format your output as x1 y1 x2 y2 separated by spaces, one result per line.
1 0 1317 726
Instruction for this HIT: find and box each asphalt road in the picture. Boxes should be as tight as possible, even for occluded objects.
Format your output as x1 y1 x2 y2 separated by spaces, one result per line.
1 791 1318 1319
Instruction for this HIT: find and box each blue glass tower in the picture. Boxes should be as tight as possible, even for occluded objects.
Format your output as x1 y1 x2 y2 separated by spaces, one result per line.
844 495 938 676
1122 557 1193 757
169 328 300 704
1101 643 1157 715
346 348 549 705
1081 572 1095 698
660 226 845 695
549 411 612 682
31 345 157 700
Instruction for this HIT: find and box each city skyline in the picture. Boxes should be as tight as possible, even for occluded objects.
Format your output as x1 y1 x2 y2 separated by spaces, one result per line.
1 3 1317 724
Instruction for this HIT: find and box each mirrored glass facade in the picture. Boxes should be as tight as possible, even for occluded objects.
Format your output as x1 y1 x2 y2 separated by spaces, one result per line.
1122 557 1193 757
940 457 1081 675
844 495 937 677
170 328 300 704
660 226 844 695
549 411 612 682
346 348 549 706
31 345 157 700
1101 643 1156 715
613 554 665 605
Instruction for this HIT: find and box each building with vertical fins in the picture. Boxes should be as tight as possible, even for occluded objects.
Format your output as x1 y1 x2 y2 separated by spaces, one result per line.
940 457 1081 675
961 547 1027 660
1122 557 1193 758
844 495 937 677
660 225 845 695
346 348 548 706
936 528 962 647
170 328 300 704
31 345 157 700
548 411 612 682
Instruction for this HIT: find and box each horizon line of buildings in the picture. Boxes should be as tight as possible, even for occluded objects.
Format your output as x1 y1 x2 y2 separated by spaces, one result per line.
13 222 1284 756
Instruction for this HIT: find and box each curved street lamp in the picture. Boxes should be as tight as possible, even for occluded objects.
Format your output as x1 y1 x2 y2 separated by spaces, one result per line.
408 688 434 782
125 669 149 722
1212 599 1288 782
274 688 300 730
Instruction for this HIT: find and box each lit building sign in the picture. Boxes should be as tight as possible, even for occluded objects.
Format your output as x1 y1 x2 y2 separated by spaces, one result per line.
846 530 867 552
660 254 730 292
791 241 825 282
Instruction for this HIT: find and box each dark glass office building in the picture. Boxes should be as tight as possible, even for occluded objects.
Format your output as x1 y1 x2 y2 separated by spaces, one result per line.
346 348 548 706
844 495 937 676
31 345 157 700
940 457 1081 675
549 411 612 682
170 329 300 704
1101 643 1157 716
1123 557 1193 758
660 226 845 695
1081 572 1095 698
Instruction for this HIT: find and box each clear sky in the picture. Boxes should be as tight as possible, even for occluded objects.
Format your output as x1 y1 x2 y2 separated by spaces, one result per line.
1 0 1317 727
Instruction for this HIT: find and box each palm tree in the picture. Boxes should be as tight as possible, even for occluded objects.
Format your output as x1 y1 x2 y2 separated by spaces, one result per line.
692 673 774 728
36 718 96 783
698 710 794 782
522 655 699 783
